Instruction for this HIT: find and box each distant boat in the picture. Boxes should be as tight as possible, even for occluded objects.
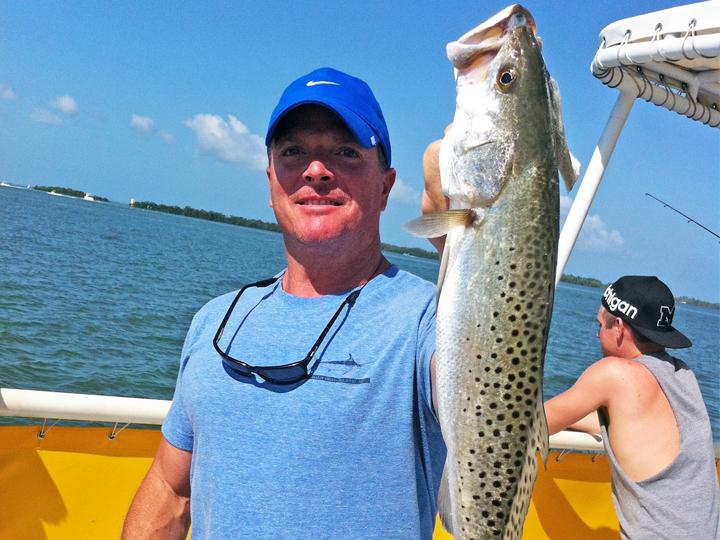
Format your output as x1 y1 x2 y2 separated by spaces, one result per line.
83 193 96 202
0 181 28 190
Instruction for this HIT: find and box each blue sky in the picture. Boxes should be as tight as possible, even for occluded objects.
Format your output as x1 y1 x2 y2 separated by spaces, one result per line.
1 1 718 302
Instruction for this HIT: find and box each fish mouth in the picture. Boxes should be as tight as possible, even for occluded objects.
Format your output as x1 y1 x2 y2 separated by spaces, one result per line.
447 5 538 72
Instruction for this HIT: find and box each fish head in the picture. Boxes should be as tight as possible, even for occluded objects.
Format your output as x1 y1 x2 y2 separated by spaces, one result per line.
442 6 555 208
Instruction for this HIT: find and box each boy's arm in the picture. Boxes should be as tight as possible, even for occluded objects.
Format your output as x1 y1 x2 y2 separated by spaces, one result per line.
544 358 618 436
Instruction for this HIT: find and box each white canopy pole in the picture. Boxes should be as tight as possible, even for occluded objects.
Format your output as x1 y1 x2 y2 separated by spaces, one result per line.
555 90 636 285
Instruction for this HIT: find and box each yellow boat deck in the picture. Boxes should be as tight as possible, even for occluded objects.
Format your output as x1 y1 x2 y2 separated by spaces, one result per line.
1 425 717 538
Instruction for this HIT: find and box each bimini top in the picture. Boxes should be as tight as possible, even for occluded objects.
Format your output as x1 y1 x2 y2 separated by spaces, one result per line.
591 1 720 127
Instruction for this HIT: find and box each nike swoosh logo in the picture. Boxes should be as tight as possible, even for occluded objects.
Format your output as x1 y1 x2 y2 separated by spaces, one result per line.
306 80 339 87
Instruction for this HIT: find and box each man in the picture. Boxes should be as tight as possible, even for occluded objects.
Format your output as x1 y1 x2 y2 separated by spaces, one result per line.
122 67 446 539
544 275 719 539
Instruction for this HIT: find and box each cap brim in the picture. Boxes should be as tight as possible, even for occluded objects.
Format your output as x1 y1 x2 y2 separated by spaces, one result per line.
631 325 692 349
265 100 377 151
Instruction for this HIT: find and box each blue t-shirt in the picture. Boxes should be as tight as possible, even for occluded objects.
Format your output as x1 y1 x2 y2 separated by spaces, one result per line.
163 265 446 539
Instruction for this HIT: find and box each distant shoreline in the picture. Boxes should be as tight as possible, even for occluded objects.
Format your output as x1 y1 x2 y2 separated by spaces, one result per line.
6 183 716 309
33 185 110 202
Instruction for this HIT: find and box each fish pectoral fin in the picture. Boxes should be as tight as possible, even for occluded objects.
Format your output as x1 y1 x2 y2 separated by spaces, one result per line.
548 77 580 192
534 387 550 469
403 209 481 238
437 464 455 535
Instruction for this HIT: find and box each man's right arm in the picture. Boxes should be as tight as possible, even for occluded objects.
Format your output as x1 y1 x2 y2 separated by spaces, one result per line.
544 358 619 436
122 437 192 540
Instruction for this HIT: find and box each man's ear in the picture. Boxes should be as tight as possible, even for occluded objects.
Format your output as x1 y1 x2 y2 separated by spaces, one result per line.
380 168 396 210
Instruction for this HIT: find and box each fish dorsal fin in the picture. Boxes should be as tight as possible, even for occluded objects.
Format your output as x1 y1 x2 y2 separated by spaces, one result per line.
437 464 455 536
534 386 550 467
548 77 580 192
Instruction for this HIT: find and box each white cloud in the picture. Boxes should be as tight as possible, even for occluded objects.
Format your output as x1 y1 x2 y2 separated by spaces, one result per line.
579 214 625 253
130 113 154 132
159 131 175 144
389 178 422 205
561 196 626 254
31 107 62 125
0 85 17 100
50 95 79 115
184 114 266 170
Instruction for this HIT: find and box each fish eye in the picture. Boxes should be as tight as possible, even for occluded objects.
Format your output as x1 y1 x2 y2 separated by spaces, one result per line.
497 68 517 92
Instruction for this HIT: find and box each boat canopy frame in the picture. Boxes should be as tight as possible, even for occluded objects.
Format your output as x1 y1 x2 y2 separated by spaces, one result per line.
555 0 720 283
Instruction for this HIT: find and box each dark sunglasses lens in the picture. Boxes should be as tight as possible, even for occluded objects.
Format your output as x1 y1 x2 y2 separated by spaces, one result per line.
256 364 307 384
222 359 252 378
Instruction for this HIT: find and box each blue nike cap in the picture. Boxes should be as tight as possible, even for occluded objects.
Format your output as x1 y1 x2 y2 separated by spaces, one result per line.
265 67 391 167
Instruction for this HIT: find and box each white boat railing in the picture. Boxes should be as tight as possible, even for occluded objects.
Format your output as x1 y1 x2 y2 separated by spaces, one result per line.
0 387 169 425
2 387 719 459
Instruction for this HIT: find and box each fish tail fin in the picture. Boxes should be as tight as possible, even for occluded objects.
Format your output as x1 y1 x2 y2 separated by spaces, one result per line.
403 209 475 238
437 464 455 535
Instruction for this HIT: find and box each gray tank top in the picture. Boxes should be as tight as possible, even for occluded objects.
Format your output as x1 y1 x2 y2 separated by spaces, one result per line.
599 351 719 539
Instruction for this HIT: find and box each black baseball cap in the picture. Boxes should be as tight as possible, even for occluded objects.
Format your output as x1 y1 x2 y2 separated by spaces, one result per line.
601 275 691 349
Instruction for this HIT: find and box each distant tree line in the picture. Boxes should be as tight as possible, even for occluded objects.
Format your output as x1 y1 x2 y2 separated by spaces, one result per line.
34 185 109 202
676 296 719 310
131 201 282 232
560 274 717 310
560 274 606 289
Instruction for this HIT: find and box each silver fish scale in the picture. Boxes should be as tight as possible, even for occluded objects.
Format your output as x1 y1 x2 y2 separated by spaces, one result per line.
436 165 558 539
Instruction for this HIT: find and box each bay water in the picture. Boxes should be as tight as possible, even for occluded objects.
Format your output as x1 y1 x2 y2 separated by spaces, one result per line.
1 186 718 440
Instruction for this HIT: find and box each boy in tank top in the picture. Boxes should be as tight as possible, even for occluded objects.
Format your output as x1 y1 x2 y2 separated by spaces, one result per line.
545 275 719 539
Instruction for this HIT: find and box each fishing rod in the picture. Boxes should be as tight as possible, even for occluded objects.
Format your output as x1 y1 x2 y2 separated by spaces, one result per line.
645 193 720 242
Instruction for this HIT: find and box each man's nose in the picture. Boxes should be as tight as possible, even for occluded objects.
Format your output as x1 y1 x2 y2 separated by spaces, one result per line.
303 160 333 183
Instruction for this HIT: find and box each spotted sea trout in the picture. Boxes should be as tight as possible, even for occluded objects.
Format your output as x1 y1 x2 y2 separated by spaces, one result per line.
406 5 578 539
